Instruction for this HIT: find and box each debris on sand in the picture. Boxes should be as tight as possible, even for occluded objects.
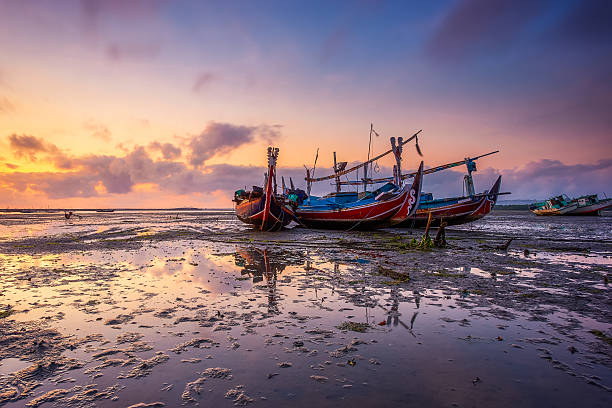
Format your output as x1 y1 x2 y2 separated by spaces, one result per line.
181 358 202 363
170 337 216 353
202 367 233 379
589 330 612 346
154 308 176 319
310 375 328 383
181 368 233 403
118 352 169 379
0 355 84 405
117 332 144 344
104 314 134 325
181 378 207 403
337 322 370 333
25 388 70 407
225 385 254 406
0 305 13 319
277 362 292 368
378 266 410 282
127 402 166 408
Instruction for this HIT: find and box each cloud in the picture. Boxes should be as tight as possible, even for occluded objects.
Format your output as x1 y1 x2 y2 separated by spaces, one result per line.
105 42 161 61
187 122 282 167
8 134 55 160
1 121 285 200
192 72 218 93
426 0 548 60
0 97 15 114
0 171 99 199
495 158 612 199
7 133 74 168
2 130 609 203
148 141 181 160
83 121 112 142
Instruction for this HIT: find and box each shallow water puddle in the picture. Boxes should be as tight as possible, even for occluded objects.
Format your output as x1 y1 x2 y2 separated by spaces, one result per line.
0 212 611 407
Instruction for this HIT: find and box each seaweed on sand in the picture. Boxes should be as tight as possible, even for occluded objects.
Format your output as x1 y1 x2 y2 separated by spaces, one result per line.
337 322 370 333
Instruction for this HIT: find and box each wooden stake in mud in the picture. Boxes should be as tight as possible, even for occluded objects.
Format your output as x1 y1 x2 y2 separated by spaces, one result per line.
424 212 433 237
434 218 448 248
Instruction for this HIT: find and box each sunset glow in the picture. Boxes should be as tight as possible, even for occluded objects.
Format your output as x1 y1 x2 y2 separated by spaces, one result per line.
1 0 610 208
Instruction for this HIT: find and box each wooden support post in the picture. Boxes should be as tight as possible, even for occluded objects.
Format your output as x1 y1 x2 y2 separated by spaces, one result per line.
424 212 433 237
434 218 447 248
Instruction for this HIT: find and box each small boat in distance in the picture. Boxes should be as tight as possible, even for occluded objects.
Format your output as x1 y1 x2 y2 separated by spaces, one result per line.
529 195 578 216
530 194 612 216
96 209 115 213
568 194 612 216
233 147 295 231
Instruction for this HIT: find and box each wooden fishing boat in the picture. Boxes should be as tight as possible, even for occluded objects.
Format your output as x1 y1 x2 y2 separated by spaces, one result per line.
529 195 579 216
296 162 424 230
566 194 612 216
233 147 295 231
331 149 509 228
295 131 424 230
397 175 502 227
530 194 611 216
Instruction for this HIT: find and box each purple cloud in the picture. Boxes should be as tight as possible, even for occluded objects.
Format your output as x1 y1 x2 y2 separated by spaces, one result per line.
187 122 282 167
106 42 161 61
493 158 612 199
8 134 54 160
83 121 112 142
192 72 218 93
148 141 181 160
0 97 15 114
8 133 74 168
0 171 99 199
426 0 547 60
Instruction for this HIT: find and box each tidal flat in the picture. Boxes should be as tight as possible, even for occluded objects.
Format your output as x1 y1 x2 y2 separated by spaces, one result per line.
0 210 610 407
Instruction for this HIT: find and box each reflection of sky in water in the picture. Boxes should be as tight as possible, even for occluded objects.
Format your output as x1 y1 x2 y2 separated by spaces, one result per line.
1 215 611 406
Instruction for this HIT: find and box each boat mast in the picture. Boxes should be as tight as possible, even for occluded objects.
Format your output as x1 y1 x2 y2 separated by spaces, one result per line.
463 158 476 197
390 136 403 187
333 152 340 193
364 123 374 193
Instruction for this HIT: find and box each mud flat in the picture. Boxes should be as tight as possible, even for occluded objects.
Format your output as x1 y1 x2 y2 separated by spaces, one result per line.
0 211 610 407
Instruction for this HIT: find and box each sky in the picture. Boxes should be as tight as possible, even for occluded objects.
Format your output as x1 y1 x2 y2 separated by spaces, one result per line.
0 0 610 208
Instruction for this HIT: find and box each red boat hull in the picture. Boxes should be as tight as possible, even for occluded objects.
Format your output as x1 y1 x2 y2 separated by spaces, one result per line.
296 162 424 230
396 175 502 228
235 194 294 231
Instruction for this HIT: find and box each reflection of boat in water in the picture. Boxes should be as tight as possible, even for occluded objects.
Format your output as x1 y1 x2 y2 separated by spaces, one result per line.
233 147 295 231
530 194 612 216
233 247 304 314
529 195 579 216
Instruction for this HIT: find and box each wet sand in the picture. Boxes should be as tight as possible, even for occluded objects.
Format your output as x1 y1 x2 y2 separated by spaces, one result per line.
0 210 610 407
